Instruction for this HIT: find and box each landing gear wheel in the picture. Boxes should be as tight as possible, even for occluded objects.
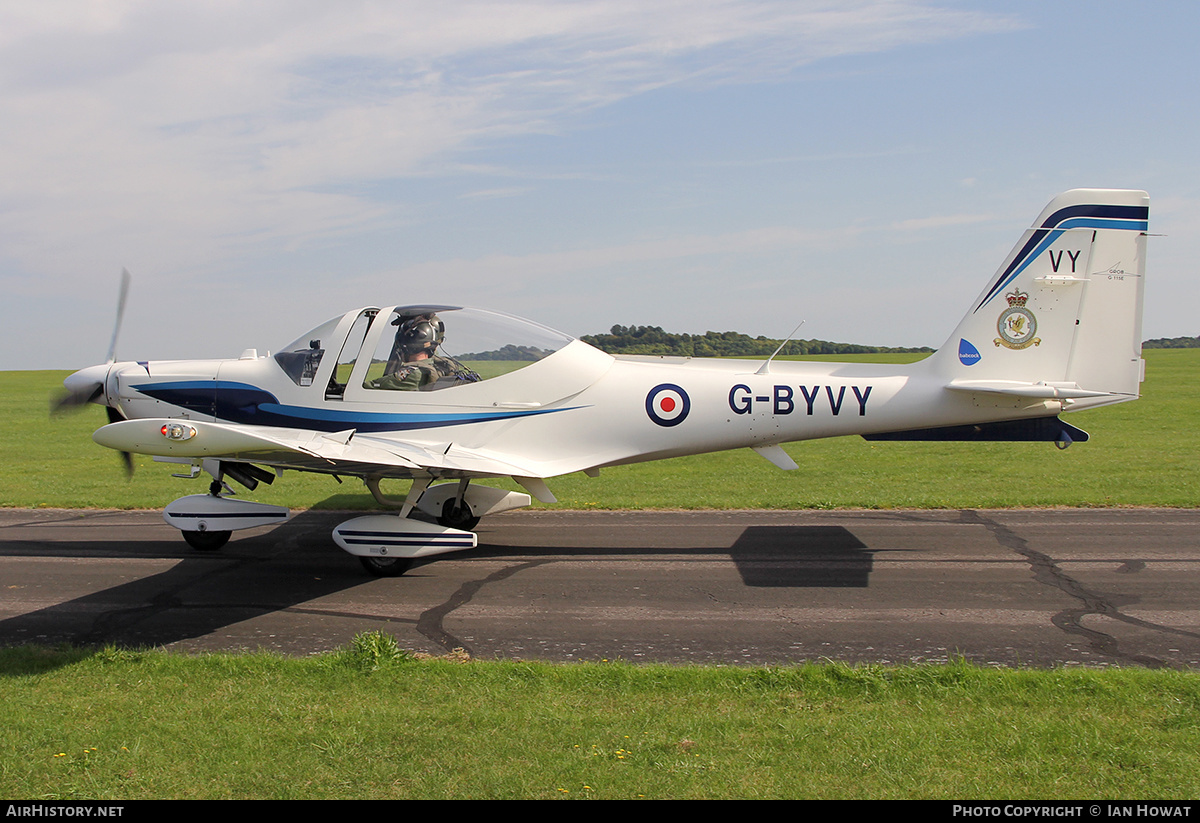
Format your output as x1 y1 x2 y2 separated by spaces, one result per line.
183 530 231 551
360 556 414 577
437 499 480 530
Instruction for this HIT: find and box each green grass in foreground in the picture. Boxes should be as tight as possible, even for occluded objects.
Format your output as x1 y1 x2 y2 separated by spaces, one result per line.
10 349 1199 510
2 636 1198 800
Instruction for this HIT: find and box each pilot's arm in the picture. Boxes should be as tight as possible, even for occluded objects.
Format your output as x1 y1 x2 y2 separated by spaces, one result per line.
368 362 437 391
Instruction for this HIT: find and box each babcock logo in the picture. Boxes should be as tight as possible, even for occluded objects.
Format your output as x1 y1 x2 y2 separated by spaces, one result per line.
645 383 690 427
958 338 981 366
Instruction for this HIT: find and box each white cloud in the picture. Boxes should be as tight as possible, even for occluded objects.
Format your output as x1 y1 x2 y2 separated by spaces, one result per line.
0 1 1028 367
887 214 992 232
0 2 1018 266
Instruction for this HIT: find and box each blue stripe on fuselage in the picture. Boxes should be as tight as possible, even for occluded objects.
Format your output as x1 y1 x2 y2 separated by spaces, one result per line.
130 380 574 433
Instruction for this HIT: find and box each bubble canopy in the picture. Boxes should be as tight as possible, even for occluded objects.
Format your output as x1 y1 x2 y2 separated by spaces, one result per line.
274 305 577 389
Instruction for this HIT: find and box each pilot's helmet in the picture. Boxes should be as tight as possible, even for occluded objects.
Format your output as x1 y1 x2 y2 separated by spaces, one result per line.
396 314 443 357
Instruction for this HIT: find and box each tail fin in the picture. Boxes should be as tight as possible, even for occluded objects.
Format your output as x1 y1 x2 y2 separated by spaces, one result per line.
934 189 1149 402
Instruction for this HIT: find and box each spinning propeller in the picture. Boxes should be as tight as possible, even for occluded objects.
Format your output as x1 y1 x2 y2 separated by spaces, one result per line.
52 269 135 476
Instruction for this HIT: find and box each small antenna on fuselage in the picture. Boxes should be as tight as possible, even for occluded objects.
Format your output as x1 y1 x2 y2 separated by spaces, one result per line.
755 321 805 375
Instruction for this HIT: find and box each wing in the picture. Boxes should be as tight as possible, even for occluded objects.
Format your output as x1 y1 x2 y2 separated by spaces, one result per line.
92 417 543 479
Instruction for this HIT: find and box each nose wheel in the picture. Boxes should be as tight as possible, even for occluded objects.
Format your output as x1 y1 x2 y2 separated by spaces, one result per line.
359 556 414 577
182 529 231 551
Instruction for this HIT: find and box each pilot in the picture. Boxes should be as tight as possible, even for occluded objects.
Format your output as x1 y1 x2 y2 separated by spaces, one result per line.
368 313 480 391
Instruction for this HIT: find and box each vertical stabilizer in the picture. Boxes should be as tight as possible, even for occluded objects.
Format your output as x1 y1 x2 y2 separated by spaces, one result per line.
933 189 1149 399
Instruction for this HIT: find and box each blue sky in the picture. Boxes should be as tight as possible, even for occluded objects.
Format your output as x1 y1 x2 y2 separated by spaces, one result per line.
2 1 1195 370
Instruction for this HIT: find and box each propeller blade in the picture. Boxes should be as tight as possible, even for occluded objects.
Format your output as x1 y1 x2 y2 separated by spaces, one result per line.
50 381 103 413
106 268 131 364
54 265 129 414
51 363 111 414
105 405 134 478
54 271 135 478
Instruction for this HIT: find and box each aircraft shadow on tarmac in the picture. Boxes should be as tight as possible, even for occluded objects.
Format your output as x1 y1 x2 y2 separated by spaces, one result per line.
470 524 874 588
730 525 872 587
0 508 373 652
0 509 875 653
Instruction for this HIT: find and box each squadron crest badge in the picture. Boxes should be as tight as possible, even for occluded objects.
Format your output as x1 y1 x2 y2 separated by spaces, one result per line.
995 289 1041 350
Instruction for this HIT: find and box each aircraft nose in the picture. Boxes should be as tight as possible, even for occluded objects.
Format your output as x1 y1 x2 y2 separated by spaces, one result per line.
60 363 111 407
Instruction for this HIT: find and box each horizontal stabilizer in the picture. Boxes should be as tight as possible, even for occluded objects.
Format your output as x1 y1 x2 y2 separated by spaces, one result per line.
864 416 1088 443
947 380 1115 399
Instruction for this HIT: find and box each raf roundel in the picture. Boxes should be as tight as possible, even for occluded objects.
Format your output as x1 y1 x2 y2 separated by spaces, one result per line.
645 383 690 427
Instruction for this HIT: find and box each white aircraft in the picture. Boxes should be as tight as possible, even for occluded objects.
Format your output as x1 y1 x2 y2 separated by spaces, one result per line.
58 188 1150 575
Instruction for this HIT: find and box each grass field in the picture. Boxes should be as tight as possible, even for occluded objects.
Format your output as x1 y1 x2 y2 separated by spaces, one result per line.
2 639 1198 800
7 348 1198 510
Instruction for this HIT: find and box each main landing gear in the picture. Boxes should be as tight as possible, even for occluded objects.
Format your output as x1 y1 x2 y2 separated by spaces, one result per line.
161 465 534 577
335 478 531 576
438 497 480 531
358 556 414 577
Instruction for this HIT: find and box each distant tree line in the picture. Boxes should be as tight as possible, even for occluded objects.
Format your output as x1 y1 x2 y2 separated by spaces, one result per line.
458 326 1196 360
1143 336 1200 349
580 324 935 357
456 344 553 361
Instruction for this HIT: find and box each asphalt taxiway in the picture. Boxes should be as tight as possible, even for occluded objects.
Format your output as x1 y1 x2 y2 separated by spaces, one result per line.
1 508 1197 667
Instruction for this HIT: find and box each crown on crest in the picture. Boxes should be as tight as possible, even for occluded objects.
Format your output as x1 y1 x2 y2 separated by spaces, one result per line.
1005 289 1029 307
